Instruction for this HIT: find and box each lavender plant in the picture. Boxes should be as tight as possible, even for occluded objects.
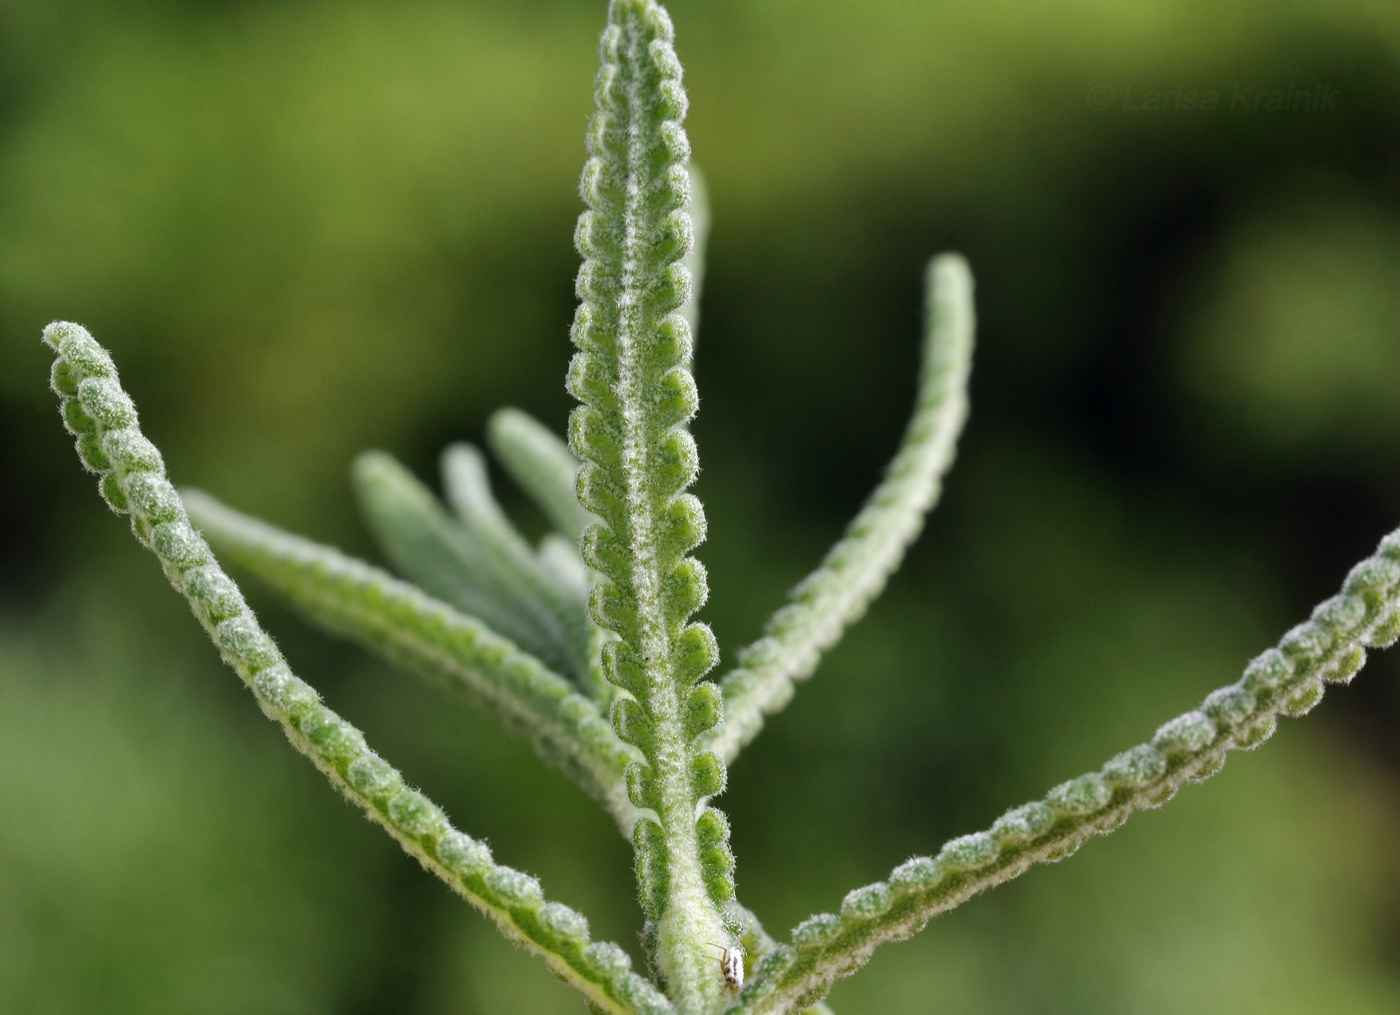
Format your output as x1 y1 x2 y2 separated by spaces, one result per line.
42 2 1400 1013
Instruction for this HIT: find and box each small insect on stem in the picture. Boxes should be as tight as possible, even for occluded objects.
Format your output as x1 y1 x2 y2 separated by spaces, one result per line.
708 941 745 992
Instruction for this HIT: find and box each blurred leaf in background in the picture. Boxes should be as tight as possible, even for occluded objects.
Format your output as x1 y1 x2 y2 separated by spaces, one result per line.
2 0 1399 1012
1182 193 1400 459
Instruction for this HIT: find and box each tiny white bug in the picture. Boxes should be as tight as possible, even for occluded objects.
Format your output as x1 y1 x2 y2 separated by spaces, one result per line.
709 941 744 992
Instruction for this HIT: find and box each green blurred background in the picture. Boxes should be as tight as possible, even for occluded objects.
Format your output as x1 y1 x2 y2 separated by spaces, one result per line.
3 0 1400 1011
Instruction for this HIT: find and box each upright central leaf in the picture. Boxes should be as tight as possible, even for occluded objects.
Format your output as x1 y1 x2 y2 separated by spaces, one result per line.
568 2 734 1010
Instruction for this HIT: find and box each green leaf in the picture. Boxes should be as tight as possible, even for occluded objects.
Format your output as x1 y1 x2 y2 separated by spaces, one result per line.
726 527 1400 1015
441 441 595 678
183 488 640 829
568 2 735 1008
707 254 975 764
540 532 593 600
43 321 671 1015
488 406 596 546
353 448 584 682
680 164 710 346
